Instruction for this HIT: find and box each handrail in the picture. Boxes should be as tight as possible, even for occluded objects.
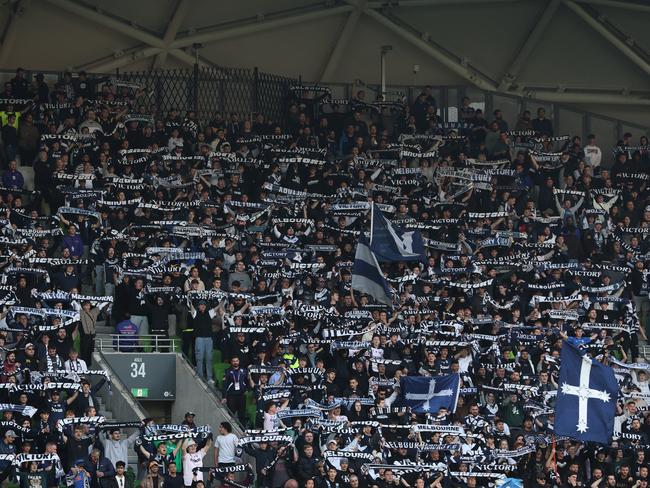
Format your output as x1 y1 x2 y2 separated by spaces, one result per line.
175 351 247 434
92 352 149 420
96 334 180 352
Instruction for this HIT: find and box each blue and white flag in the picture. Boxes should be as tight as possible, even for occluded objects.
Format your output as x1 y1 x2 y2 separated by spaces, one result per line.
496 478 523 488
400 374 460 414
370 203 425 262
554 341 618 444
352 235 392 306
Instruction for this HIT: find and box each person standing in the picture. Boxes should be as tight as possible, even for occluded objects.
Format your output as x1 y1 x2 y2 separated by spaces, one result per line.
128 279 149 338
181 438 211 488
99 428 141 473
214 422 238 468
162 462 182 488
140 461 163 488
82 448 115 488
17 113 40 166
222 357 248 425
110 462 133 488
188 300 218 384
74 300 109 366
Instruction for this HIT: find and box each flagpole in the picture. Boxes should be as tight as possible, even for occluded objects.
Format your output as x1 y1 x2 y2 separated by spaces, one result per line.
552 434 558 478
370 202 374 245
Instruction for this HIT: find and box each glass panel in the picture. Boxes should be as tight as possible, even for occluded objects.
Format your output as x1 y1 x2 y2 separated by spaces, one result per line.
524 101 553 122
491 94 520 132
589 118 617 170
328 84 347 100
558 108 583 142
621 124 648 143
465 87 485 114
446 88 458 123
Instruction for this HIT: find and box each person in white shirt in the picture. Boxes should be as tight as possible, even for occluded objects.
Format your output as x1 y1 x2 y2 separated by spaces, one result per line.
64 349 88 373
584 134 602 173
214 422 238 467
182 437 211 486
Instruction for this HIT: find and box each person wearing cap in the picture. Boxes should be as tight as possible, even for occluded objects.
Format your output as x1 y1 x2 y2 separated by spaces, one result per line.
0 430 17 476
18 342 39 372
140 460 162 488
139 441 181 477
46 387 77 430
67 458 91 488
181 435 211 488
181 413 196 430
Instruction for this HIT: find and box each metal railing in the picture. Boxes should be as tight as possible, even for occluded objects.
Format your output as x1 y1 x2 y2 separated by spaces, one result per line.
0 68 645 143
114 66 295 128
96 334 180 352
320 80 649 143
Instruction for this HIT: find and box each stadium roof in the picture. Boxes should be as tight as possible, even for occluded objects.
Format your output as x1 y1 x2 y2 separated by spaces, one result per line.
2 0 650 125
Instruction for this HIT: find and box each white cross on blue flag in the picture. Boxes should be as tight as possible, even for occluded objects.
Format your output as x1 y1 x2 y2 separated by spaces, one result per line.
369 203 425 262
554 341 618 444
400 374 460 414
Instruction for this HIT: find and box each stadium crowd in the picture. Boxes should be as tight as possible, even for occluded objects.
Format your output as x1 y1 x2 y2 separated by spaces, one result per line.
0 67 648 488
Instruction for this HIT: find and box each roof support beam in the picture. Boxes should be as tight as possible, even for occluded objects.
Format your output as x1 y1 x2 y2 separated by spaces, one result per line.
367 0 520 7
170 5 353 49
320 3 364 83
564 0 650 77
43 0 215 70
363 8 497 91
572 0 650 14
513 89 650 106
498 0 561 90
45 0 165 48
0 0 30 67
153 0 192 69
84 47 163 73
168 48 215 68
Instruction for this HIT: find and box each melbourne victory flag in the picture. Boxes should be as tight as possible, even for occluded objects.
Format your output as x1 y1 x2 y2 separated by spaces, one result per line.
555 341 618 444
352 235 392 306
400 374 460 413
369 203 425 262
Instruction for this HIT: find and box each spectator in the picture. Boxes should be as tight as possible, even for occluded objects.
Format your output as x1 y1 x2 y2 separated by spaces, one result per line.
2 159 24 188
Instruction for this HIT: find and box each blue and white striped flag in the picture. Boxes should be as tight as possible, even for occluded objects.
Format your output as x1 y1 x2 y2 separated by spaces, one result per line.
352 235 392 306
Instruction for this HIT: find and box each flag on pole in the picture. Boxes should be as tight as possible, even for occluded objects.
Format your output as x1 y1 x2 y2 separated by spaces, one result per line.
554 341 618 444
369 203 425 262
351 235 392 306
400 374 460 413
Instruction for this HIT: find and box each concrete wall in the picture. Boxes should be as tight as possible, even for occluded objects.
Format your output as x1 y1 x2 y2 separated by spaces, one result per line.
171 354 244 436
92 352 149 422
